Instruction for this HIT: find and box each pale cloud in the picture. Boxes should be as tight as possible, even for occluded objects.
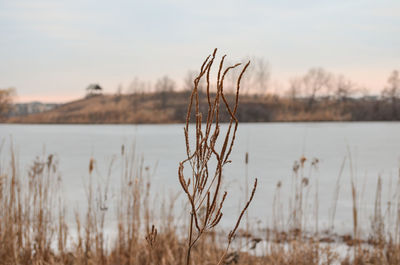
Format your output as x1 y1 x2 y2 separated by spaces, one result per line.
1 0 105 41
0 0 399 102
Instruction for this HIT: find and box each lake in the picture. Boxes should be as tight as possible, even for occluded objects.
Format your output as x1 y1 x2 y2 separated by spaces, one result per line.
1 122 399 234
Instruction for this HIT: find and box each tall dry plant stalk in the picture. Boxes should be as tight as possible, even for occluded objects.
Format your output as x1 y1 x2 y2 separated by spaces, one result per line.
347 147 361 260
0 148 65 265
329 156 346 231
395 170 400 245
371 176 384 245
178 49 257 265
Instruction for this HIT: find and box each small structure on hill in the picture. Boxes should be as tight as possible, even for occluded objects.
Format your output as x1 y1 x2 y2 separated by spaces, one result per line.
86 84 103 97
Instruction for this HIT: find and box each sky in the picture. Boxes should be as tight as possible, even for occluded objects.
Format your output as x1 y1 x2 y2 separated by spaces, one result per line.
0 0 399 102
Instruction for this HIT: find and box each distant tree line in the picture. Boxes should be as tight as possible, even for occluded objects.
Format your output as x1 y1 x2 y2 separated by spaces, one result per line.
113 61 399 120
76 56 397 113
1 57 399 122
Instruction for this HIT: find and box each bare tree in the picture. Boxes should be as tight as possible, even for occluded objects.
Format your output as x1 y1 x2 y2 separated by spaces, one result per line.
128 77 153 94
155 75 175 92
334 75 355 102
114 84 123 103
155 75 176 108
251 57 270 95
302 68 332 110
128 77 146 112
382 70 400 118
183 71 195 91
0 87 15 120
128 77 141 95
224 56 270 95
235 56 270 95
287 77 302 102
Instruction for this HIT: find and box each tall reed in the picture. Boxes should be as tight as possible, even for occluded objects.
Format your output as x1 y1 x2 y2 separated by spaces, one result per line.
178 49 257 265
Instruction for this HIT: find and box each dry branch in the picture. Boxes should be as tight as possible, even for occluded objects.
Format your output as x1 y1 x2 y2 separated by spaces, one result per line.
178 49 257 265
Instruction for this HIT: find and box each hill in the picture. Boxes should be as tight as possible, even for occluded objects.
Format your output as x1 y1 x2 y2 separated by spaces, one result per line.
5 91 400 124
8 92 181 124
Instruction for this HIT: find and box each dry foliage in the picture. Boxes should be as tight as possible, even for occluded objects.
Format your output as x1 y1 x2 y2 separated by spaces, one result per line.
178 49 257 264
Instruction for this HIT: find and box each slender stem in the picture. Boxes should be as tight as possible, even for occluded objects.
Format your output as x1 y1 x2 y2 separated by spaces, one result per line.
186 213 194 265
